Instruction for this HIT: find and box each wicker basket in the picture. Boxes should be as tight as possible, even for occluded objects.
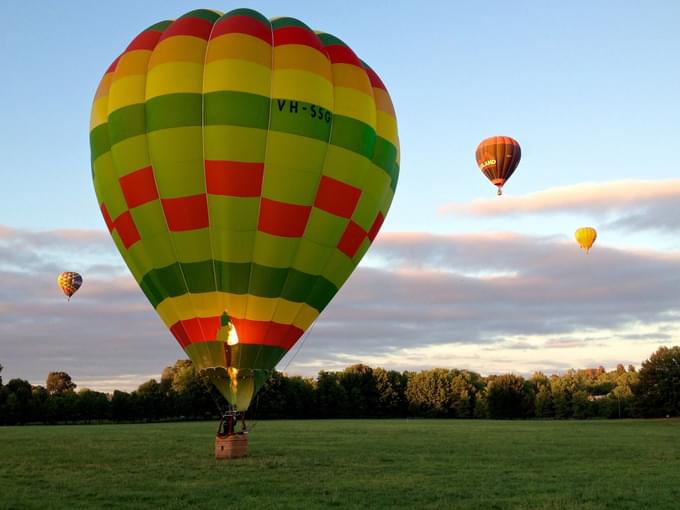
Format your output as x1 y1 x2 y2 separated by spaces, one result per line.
215 433 248 460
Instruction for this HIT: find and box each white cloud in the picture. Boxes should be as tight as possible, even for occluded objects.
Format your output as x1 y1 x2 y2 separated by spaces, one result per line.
285 232 680 373
1 224 679 387
438 179 680 233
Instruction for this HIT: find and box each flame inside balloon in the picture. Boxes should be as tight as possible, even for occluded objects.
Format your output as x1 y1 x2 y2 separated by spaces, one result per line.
228 367 239 394
227 325 239 346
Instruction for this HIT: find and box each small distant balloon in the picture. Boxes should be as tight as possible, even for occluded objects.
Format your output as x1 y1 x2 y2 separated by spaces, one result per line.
57 272 83 301
575 227 597 253
476 136 521 195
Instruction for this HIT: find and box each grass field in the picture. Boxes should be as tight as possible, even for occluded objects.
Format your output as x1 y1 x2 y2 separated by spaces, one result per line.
1 419 679 509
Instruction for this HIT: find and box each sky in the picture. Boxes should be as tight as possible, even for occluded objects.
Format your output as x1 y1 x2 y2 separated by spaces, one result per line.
1 1 679 391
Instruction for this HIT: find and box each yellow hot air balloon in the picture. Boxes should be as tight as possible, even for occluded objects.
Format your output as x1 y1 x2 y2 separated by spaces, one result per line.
89 8 399 421
575 227 597 253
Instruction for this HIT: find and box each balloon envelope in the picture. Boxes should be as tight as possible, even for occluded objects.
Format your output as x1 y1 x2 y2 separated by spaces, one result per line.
89 8 399 411
575 227 597 253
58 272 83 300
476 136 521 195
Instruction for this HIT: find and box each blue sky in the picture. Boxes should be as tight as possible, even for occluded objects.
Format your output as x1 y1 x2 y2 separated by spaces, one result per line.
3 1 679 233
1 1 679 389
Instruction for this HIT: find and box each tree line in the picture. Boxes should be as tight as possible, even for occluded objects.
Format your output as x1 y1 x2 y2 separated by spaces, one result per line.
1 346 679 425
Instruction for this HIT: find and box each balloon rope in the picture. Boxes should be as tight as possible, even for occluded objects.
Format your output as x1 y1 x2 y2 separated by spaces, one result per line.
279 319 317 373
248 394 260 433
202 377 229 419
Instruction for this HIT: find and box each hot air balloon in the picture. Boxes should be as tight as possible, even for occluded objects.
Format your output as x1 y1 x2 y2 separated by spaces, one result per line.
476 136 521 195
89 8 399 454
57 272 83 301
575 227 597 253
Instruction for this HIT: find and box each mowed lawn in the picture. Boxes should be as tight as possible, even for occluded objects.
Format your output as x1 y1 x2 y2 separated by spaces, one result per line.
1 419 679 509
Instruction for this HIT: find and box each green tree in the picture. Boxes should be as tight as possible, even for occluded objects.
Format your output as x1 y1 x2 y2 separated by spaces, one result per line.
571 390 592 419
30 386 50 423
406 369 453 417
316 371 348 418
2 379 33 425
531 372 554 418
53 392 79 423
450 370 485 418
76 389 110 422
159 366 176 394
255 372 315 419
136 379 168 421
111 390 134 422
405 369 481 417
46 372 76 395
551 372 579 419
160 359 196 398
486 374 533 419
534 385 554 418
634 346 680 417
169 361 215 419
338 364 379 418
605 368 639 418
473 390 488 419
256 371 289 418
281 375 315 418
374 368 407 417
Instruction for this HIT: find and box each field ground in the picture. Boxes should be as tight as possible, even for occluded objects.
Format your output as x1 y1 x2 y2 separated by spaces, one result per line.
1 419 679 509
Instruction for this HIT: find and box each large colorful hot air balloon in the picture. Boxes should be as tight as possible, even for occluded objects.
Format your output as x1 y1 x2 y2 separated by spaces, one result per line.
90 9 399 415
575 227 597 253
476 136 521 195
57 272 83 301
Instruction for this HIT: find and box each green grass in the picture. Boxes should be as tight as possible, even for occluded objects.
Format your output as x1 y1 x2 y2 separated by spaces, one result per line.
1 419 679 509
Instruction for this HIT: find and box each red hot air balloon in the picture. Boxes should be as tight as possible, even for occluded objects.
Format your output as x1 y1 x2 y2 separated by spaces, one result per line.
476 136 521 195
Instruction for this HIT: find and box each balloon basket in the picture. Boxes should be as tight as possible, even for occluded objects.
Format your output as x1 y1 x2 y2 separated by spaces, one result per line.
214 411 248 460
215 432 248 460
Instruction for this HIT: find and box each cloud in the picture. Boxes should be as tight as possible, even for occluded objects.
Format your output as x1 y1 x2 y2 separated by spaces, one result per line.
438 179 680 233
0 224 177 389
1 225 679 389
543 338 592 349
285 231 680 373
0 224 123 276
75 374 161 393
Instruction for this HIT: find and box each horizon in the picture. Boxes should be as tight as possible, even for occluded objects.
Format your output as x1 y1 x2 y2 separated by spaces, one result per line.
17 351 645 394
